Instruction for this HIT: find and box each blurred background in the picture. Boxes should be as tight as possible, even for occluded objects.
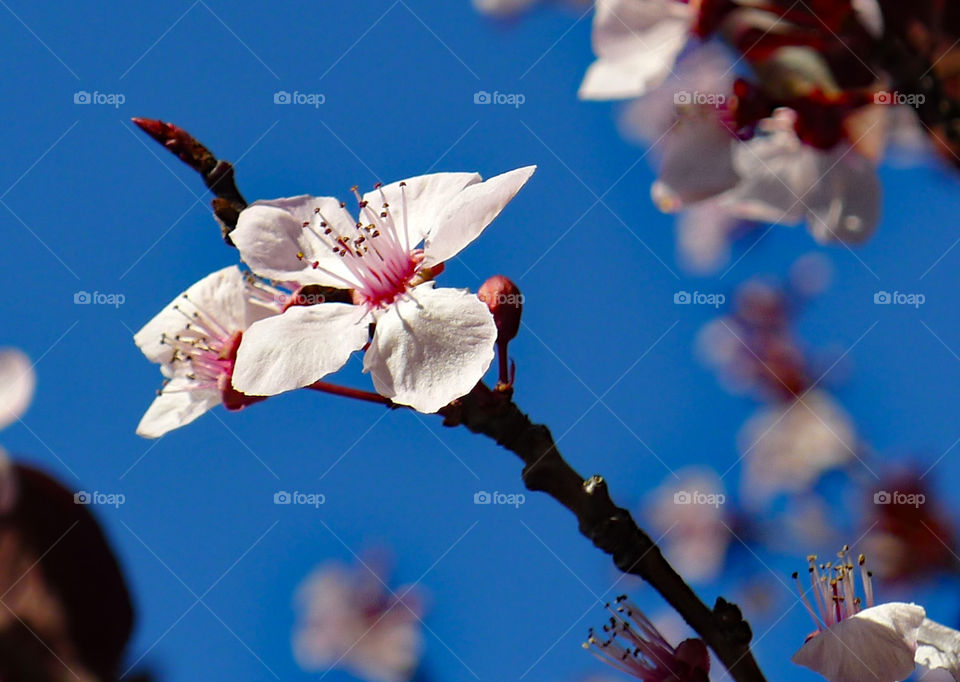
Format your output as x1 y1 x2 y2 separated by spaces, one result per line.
1 0 959 680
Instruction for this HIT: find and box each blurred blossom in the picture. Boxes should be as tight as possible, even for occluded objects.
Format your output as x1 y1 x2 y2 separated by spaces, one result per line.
580 0 959 245
293 558 424 682
696 279 808 401
862 471 959 583
0 348 35 434
579 0 696 101
133 265 284 438
230 167 535 413
584 595 709 681
646 468 730 583
738 389 857 506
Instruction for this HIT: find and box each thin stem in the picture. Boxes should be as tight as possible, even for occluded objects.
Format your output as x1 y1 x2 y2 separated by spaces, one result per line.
307 381 395 407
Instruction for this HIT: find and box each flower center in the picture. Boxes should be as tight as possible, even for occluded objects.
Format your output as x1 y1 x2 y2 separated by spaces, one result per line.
297 183 423 309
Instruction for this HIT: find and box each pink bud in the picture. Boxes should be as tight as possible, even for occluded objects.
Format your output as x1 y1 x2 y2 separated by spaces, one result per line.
478 275 522 344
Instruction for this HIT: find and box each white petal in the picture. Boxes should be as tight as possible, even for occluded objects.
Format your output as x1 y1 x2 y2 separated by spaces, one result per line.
803 146 880 244
792 603 925 682
362 173 481 250
675 200 739 274
136 376 222 438
0 350 34 431
423 166 536 267
232 304 369 396
579 0 692 100
852 0 884 38
232 197 357 288
134 266 256 366
652 116 738 211
917 619 960 681
363 285 497 413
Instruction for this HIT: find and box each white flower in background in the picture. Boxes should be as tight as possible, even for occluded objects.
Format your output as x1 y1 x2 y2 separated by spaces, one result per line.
647 468 730 583
0 349 34 436
579 0 695 101
134 266 284 438
791 548 925 682
792 548 960 682
737 389 856 507
293 560 424 682
230 167 536 413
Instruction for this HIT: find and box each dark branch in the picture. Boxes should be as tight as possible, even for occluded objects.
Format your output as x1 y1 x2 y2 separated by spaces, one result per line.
442 384 767 682
131 118 247 244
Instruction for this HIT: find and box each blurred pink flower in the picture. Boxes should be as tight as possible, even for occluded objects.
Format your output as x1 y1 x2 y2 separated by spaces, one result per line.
293 559 424 682
646 468 730 583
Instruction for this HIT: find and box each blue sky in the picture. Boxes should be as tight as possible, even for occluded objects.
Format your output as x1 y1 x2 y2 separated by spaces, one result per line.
2 1 960 680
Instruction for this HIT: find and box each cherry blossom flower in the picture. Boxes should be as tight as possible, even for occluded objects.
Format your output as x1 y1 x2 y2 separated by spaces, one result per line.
133 265 284 438
792 548 960 682
579 0 696 101
791 548 925 682
229 167 536 413
0 348 34 437
293 559 424 682
647 468 730 583
584 595 710 681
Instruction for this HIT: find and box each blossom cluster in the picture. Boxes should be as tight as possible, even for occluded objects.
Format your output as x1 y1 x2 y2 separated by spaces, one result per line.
133 168 535 437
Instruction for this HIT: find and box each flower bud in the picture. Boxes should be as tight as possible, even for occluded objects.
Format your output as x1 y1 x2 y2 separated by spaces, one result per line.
478 275 522 344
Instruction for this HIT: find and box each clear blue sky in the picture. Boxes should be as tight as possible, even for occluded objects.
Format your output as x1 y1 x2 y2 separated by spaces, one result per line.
1 1 960 680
